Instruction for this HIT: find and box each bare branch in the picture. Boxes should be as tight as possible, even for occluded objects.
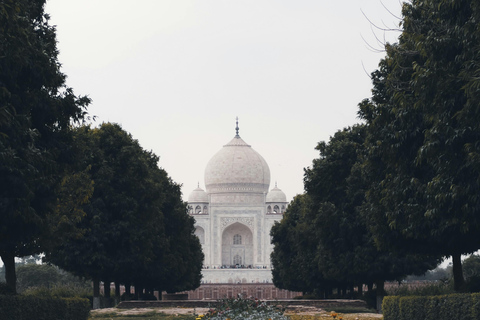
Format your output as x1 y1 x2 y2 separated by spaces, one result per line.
361 8 401 33
361 33 386 53
380 0 403 21
361 60 374 79
360 2 403 54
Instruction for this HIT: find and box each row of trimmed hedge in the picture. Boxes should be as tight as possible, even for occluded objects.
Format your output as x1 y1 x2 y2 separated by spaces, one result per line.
383 293 480 320
0 295 90 320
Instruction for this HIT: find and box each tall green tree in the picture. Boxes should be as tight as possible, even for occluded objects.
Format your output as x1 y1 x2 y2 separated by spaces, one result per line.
308 126 438 289
46 123 203 303
359 0 480 291
0 0 90 293
272 126 439 303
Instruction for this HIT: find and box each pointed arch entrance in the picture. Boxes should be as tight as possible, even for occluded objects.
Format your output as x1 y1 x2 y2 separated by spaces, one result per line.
221 222 253 267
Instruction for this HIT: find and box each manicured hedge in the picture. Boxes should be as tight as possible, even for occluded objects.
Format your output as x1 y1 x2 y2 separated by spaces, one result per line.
383 293 480 320
0 295 90 320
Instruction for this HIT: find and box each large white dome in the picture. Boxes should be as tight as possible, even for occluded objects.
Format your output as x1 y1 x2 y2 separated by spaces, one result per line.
204 135 270 194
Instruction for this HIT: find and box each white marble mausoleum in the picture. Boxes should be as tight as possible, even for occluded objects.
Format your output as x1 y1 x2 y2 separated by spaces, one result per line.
187 122 288 284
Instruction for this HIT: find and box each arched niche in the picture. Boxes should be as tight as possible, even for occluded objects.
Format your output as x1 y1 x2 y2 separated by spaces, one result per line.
221 222 253 266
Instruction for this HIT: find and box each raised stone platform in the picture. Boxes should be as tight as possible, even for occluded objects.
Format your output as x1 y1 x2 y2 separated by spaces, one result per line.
117 299 367 309
183 283 301 300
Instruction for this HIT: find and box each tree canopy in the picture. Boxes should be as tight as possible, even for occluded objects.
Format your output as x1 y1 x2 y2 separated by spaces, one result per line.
0 0 90 293
45 123 203 299
271 194 328 294
271 126 438 299
0 0 202 297
359 0 480 291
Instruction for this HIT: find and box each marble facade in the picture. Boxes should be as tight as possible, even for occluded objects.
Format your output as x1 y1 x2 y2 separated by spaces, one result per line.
187 125 288 283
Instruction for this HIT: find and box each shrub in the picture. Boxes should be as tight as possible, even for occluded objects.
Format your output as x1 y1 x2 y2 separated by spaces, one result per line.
383 293 480 320
424 295 441 320
399 296 426 320
16 264 61 292
23 284 93 308
15 263 91 294
439 294 474 320
0 295 90 320
386 281 453 296
473 293 480 318
382 296 399 320
0 282 14 295
23 283 91 298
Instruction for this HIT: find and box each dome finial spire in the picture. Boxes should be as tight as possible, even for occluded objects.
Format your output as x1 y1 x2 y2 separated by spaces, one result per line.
235 116 240 137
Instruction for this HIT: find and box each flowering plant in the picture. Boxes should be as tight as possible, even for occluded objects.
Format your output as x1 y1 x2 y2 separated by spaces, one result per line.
200 296 287 320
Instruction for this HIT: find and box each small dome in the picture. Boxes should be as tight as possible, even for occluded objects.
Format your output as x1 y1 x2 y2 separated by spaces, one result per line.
188 186 208 203
266 185 287 203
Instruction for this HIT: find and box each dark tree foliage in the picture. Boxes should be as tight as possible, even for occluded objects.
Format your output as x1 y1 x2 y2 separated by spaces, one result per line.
271 194 330 294
46 123 203 298
0 0 90 293
359 0 480 291
272 126 438 299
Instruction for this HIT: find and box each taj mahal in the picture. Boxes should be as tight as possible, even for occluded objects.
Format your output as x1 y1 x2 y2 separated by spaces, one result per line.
187 120 288 284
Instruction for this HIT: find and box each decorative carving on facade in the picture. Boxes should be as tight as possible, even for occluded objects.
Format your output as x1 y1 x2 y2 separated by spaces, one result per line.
221 217 254 231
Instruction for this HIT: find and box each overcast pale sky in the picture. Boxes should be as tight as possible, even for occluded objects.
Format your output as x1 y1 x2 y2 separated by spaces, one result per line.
45 0 403 202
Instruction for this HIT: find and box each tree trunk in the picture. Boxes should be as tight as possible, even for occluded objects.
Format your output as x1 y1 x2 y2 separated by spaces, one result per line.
93 278 100 309
125 282 132 300
452 252 466 292
1 252 16 294
367 282 373 292
115 281 121 305
325 287 333 299
134 285 142 300
348 284 354 298
340 285 347 297
104 280 111 307
357 284 363 295
375 280 385 313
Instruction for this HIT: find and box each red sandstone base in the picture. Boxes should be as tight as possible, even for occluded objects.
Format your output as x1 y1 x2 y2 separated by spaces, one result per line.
182 283 302 300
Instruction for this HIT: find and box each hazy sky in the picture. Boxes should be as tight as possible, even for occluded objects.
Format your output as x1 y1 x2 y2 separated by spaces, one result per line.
45 0 403 202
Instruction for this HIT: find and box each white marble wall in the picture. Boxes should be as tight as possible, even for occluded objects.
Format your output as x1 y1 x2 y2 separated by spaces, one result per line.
189 184 284 283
